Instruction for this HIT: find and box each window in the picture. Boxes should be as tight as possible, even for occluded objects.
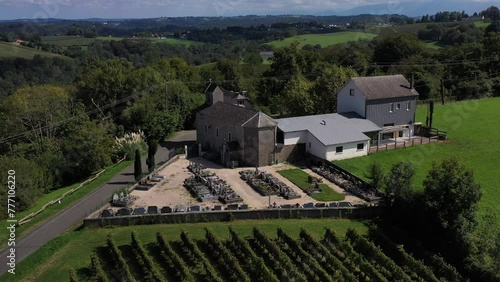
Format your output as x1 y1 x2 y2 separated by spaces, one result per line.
390 103 394 112
336 146 343 154
228 132 232 142
309 142 311 148
216 128 219 137
238 100 244 105
204 123 208 133
349 89 355 96
406 101 410 111
396 103 401 110
357 143 364 151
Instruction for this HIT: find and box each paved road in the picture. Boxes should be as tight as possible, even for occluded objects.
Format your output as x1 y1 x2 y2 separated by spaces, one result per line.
0 147 170 275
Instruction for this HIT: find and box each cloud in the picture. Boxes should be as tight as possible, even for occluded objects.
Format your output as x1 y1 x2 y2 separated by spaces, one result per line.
1 0 499 19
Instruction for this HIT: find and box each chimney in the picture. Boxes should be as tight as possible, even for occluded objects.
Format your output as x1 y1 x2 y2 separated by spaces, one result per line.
410 73 414 90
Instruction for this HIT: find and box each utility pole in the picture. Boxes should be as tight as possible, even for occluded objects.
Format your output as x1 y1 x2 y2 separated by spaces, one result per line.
441 79 445 105
165 82 168 110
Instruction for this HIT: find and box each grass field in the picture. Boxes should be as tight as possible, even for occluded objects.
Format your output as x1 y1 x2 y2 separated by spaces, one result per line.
366 22 431 37
278 169 345 201
0 42 68 59
1 218 368 281
335 98 500 221
266 32 378 48
42 35 202 47
41 36 96 46
0 160 132 247
474 21 491 28
424 41 444 49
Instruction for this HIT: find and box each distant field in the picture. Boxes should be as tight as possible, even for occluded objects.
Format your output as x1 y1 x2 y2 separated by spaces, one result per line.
366 22 431 37
424 41 444 49
150 37 202 46
266 32 378 48
474 21 491 28
41 35 95 46
2 218 368 281
0 42 68 59
42 35 202 47
335 98 500 222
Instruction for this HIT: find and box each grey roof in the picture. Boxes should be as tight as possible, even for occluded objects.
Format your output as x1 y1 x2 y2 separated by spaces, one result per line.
242 112 277 128
277 113 381 146
351 75 419 101
198 102 257 125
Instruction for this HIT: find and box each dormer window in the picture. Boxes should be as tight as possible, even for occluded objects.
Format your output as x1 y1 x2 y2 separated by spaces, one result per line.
390 103 394 112
349 89 355 96
396 103 401 110
406 101 411 111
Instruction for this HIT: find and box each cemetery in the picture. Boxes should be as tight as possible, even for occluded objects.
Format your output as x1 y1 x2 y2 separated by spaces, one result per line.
239 168 301 199
311 165 383 202
91 156 368 220
185 161 243 204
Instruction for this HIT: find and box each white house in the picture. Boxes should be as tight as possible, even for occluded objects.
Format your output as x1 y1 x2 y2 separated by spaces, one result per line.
276 113 381 161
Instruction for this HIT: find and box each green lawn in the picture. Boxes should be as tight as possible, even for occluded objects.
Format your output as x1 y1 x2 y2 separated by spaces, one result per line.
474 21 491 28
0 160 132 247
335 98 500 221
266 32 377 48
0 42 68 59
278 169 345 201
424 41 444 49
1 218 367 282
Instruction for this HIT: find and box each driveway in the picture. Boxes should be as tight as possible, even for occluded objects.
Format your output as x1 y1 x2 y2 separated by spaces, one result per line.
0 147 170 275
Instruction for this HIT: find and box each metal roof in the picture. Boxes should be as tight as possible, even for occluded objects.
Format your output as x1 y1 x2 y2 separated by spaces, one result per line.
276 112 381 146
351 74 419 100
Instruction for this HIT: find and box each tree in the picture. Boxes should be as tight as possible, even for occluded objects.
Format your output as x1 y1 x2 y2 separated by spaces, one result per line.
68 267 79 282
424 157 482 264
485 21 500 34
373 34 425 66
365 161 385 190
215 59 241 90
279 74 313 116
0 85 71 145
75 59 134 112
134 149 142 180
0 155 51 218
384 162 415 206
60 120 115 182
146 139 158 173
310 65 357 114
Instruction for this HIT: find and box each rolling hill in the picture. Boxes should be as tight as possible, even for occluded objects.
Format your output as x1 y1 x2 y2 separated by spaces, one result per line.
0 42 68 60
266 32 378 48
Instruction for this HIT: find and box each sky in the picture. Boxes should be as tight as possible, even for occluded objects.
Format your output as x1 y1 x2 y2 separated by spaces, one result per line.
0 0 498 20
